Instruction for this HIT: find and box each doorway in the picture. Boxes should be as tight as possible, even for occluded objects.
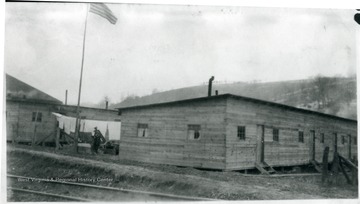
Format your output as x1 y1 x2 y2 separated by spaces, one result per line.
310 130 315 161
256 125 265 163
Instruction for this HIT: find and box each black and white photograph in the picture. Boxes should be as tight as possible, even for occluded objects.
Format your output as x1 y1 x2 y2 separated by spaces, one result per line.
2 0 360 202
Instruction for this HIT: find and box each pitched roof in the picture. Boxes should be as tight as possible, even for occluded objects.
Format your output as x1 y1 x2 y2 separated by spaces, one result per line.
6 74 62 105
117 93 357 123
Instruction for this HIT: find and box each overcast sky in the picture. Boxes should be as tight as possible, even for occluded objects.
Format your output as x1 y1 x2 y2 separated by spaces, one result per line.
4 2 358 105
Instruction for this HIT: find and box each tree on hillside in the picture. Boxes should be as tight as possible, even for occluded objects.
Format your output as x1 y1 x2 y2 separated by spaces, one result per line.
311 76 336 109
342 82 356 105
152 88 160 94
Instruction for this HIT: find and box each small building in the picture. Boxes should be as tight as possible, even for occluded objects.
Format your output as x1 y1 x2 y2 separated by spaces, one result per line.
117 94 357 171
5 74 120 144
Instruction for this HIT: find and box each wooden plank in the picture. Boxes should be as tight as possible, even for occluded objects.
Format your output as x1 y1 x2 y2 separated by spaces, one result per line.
331 152 340 184
258 125 264 163
255 162 269 175
55 127 60 150
311 160 322 173
35 130 55 145
348 135 351 159
31 111 39 147
339 157 351 184
338 154 358 171
321 146 329 184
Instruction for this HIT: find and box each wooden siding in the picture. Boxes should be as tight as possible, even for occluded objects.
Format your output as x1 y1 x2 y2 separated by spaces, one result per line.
117 95 356 170
119 99 227 169
225 98 357 170
6 101 58 143
6 101 121 143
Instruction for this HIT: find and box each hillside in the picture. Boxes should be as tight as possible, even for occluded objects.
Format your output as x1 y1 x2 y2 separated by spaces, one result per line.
112 77 356 119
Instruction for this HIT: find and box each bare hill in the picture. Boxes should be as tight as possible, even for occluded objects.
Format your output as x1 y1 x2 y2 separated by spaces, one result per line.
112 77 356 119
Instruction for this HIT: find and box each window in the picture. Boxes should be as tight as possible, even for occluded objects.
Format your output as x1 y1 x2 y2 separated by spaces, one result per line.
341 135 345 144
310 130 315 142
237 126 246 140
273 128 279 142
32 112 42 122
298 131 304 143
188 125 201 140
320 133 325 143
137 123 148 137
348 134 351 145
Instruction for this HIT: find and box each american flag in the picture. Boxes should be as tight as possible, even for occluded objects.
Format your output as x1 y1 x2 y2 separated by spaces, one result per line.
90 3 117 25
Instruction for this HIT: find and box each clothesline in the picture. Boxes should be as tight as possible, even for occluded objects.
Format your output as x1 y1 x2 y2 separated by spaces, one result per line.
52 112 121 140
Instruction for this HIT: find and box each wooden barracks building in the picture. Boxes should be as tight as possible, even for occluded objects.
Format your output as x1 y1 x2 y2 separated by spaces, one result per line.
5 74 120 145
117 93 357 171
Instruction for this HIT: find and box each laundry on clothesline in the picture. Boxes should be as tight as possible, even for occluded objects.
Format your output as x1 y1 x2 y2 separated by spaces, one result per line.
52 112 121 140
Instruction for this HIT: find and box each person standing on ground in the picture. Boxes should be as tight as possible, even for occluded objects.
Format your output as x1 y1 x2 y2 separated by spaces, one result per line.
92 127 103 154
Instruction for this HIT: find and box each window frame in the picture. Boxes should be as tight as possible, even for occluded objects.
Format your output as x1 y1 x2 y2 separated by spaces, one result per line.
273 128 279 142
237 126 246 140
32 112 42 122
341 135 345 145
188 124 201 140
298 131 304 143
320 133 325 143
353 136 357 145
137 123 149 137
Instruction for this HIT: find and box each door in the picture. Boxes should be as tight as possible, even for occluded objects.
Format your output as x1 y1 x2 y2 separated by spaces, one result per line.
334 133 338 153
348 134 351 159
310 130 315 161
256 125 265 163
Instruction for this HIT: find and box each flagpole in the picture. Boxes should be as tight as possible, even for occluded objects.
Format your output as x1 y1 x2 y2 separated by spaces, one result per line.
74 3 90 153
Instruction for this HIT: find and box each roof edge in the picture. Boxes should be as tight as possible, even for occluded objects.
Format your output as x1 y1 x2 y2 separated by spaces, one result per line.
7 99 117 112
117 94 357 123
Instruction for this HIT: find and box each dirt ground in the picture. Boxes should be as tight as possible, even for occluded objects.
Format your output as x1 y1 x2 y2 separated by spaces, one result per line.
6 144 359 201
